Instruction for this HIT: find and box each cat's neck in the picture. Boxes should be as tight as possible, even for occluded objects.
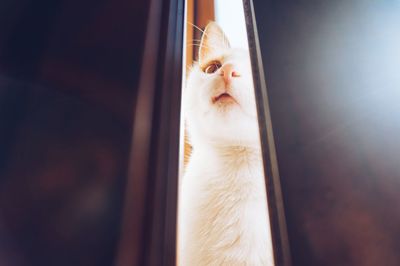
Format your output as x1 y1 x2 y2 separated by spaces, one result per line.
193 139 263 164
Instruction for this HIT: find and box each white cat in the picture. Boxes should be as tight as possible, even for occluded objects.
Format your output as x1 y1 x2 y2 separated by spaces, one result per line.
178 22 274 265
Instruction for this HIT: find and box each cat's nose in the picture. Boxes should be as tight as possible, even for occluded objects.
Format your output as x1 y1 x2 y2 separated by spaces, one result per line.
219 64 240 85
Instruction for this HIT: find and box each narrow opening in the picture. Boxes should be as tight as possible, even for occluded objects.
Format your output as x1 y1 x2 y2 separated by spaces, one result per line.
177 0 275 264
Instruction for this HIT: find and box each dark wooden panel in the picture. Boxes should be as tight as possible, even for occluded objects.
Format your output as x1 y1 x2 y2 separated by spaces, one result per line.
0 81 130 266
251 0 400 265
0 0 150 265
115 0 184 265
0 0 148 123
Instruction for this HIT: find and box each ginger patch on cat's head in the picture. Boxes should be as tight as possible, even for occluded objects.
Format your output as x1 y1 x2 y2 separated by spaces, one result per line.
199 22 230 65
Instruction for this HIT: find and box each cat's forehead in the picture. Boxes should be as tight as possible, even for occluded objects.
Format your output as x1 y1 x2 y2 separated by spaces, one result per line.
200 48 248 66
224 48 247 59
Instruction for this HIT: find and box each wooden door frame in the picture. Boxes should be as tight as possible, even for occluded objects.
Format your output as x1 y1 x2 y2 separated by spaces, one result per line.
114 0 184 265
186 0 215 65
243 0 292 265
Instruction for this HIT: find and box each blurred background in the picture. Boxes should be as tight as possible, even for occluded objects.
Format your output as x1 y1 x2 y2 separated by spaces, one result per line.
0 0 150 265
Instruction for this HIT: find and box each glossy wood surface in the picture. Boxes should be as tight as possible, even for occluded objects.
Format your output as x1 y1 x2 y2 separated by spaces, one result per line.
251 0 400 265
115 0 184 265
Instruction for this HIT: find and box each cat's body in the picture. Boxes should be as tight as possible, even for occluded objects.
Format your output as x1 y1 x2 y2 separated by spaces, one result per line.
178 22 273 265
179 145 272 265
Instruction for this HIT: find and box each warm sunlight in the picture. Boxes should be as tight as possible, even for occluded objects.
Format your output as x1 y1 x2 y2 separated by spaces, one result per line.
215 0 248 49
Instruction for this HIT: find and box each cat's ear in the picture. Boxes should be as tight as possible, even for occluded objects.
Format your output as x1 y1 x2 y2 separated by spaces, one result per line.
199 22 230 64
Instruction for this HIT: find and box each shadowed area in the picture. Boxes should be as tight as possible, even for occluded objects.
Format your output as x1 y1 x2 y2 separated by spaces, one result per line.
251 0 400 265
0 0 149 265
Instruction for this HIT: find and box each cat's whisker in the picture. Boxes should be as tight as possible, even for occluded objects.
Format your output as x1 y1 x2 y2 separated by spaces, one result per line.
187 21 214 41
188 22 207 35
187 45 217 51
187 43 219 51
188 40 202 45
186 43 201 46
189 40 220 50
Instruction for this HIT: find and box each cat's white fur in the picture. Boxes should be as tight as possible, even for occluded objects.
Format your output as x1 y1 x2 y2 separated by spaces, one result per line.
178 22 274 265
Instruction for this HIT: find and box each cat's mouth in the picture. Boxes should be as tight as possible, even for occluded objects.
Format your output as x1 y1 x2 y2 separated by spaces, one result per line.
212 92 237 105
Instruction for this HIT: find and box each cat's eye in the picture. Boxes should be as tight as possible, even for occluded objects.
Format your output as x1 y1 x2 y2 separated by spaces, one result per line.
203 61 222 73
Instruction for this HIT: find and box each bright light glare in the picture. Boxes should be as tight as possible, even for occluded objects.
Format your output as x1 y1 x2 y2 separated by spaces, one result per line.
215 0 249 49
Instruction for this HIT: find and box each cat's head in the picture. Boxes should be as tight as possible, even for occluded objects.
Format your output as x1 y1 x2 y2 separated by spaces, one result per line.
184 22 259 147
